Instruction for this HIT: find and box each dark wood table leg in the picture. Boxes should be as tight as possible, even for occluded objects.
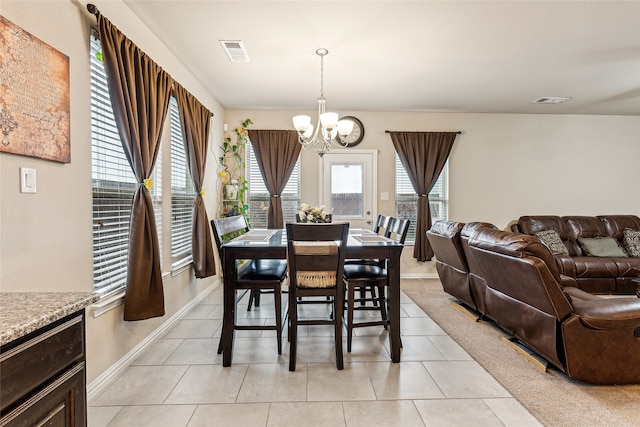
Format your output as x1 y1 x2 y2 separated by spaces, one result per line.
222 249 236 367
388 248 402 363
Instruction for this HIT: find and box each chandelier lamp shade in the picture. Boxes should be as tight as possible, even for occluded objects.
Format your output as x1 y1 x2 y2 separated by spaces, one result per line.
292 48 354 157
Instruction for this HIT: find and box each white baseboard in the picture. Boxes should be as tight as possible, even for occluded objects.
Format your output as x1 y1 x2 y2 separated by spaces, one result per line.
86 284 216 403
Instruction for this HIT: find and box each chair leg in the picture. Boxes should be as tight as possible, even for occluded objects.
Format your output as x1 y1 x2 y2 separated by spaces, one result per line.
255 290 261 307
335 289 344 370
378 285 388 330
347 282 355 352
289 289 298 372
275 285 282 354
247 290 255 311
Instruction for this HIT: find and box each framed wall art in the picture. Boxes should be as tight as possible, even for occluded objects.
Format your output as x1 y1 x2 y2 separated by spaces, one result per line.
0 16 70 163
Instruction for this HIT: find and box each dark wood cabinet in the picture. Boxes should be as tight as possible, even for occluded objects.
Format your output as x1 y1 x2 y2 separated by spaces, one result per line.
1 311 87 427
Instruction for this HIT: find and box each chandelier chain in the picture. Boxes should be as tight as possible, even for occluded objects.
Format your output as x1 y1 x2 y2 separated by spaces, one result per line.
319 54 324 98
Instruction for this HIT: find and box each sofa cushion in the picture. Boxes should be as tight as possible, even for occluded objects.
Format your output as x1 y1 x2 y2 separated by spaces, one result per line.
578 237 628 258
535 229 570 255
623 228 640 257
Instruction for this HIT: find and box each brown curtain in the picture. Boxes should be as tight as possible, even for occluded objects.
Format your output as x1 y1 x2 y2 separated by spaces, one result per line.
247 130 301 228
389 131 457 262
97 14 173 320
173 84 216 278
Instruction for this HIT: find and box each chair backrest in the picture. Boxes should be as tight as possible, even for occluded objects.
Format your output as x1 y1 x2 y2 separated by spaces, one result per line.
373 214 393 234
385 217 410 244
210 215 250 252
286 223 349 289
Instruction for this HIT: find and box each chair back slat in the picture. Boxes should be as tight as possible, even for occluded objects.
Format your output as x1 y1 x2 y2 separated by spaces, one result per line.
374 214 393 234
386 218 410 244
211 215 250 251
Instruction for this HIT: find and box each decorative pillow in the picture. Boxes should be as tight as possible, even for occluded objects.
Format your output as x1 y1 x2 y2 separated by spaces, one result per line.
534 229 569 255
623 228 640 257
577 237 628 257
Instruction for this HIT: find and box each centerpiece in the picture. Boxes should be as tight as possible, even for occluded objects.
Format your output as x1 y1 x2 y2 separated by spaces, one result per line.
298 203 330 223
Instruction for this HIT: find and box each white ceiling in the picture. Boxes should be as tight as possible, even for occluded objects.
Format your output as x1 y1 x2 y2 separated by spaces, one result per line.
123 0 640 116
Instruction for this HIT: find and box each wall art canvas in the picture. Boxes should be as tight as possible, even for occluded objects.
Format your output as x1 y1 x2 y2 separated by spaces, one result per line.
0 16 70 163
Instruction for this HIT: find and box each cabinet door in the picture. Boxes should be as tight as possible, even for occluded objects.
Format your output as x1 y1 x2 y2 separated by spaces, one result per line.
0 363 86 427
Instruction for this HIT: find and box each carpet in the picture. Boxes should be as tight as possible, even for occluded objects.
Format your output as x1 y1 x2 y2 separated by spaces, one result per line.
401 279 640 427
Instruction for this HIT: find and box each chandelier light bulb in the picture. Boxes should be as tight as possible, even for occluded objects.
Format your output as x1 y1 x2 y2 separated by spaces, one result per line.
320 112 339 130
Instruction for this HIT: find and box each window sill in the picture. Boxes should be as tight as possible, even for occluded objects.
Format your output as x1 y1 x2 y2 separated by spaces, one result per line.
91 290 125 318
171 260 193 277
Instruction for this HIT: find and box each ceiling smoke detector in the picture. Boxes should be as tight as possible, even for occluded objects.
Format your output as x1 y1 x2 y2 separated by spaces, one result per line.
532 97 572 104
220 40 250 63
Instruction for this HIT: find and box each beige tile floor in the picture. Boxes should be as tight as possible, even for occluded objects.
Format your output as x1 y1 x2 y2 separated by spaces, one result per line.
89 285 542 427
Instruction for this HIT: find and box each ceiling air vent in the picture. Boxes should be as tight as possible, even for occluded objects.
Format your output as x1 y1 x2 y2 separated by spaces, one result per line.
532 97 572 104
220 40 250 63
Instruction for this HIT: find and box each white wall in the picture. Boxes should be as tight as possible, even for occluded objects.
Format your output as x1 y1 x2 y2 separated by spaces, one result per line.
0 0 224 383
225 110 640 275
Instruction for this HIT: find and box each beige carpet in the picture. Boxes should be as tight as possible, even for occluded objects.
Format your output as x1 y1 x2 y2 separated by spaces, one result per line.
401 279 640 427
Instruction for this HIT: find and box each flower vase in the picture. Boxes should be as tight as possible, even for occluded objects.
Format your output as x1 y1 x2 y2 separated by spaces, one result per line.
225 183 238 200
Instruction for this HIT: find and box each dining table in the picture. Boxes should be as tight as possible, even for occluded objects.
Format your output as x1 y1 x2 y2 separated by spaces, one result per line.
219 227 404 367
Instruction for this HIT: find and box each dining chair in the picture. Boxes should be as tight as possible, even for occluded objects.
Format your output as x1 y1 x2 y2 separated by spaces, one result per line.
211 215 287 354
345 214 393 305
286 222 349 371
343 217 410 352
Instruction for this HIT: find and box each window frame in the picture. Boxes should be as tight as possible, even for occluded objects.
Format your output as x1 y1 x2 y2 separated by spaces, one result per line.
394 154 449 244
245 141 300 228
169 96 196 271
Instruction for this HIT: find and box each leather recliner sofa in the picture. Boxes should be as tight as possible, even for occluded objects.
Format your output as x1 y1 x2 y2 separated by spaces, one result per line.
426 221 498 313
513 215 640 294
468 228 640 385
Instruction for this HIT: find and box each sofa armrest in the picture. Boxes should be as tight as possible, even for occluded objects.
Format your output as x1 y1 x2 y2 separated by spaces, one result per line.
572 298 640 330
560 275 577 288
555 255 576 277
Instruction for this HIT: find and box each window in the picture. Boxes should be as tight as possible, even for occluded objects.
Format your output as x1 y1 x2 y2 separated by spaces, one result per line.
169 97 196 269
91 33 162 297
246 142 300 228
395 154 448 244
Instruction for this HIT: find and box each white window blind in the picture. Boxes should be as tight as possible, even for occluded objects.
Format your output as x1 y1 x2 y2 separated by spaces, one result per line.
91 33 162 297
395 153 448 243
246 141 300 228
169 97 196 268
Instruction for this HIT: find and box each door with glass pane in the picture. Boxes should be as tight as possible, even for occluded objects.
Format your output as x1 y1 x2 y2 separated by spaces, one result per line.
320 150 377 229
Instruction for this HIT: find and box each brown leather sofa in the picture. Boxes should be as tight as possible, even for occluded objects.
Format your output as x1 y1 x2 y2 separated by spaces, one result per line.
513 215 640 294
426 221 496 314
468 228 640 385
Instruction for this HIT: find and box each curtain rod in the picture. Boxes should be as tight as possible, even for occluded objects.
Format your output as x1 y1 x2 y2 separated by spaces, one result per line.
385 130 462 134
87 4 99 16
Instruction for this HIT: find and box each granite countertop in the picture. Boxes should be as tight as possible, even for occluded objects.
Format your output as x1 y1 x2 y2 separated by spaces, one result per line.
0 292 99 346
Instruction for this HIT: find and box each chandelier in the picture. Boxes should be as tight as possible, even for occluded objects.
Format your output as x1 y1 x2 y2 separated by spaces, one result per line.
292 48 354 157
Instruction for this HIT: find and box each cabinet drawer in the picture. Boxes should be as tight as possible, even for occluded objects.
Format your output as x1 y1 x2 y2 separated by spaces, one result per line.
0 362 86 427
0 313 84 413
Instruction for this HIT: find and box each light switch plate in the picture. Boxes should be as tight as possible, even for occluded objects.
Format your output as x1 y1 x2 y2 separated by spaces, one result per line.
20 167 36 193
380 192 389 201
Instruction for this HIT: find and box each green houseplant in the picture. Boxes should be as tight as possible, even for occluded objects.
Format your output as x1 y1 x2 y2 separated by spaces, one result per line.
218 119 252 226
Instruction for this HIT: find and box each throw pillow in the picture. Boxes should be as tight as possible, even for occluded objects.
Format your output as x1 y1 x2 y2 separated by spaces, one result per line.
577 237 628 257
623 228 640 257
534 229 569 255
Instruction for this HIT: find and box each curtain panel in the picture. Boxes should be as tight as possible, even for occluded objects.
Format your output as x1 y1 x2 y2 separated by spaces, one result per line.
97 14 173 320
173 84 216 278
389 131 457 262
247 130 301 229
